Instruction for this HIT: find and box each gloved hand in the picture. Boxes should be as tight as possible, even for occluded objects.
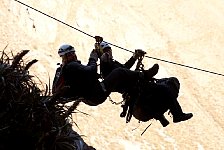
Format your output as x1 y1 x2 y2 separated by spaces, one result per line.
133 49 146 59
89 50 98 61
94 36 104 57
94 36 103 42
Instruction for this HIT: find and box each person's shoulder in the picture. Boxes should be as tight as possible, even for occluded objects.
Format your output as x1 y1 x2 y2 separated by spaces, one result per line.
114 60 123 66
65 60 82 68
55 64 62 71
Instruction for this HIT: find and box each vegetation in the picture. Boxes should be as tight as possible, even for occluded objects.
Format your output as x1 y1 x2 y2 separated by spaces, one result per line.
0 49 94 150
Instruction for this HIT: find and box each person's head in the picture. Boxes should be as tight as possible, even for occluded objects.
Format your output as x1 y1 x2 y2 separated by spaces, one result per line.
58 44 77 64
99 41 113 61
99 41 111 53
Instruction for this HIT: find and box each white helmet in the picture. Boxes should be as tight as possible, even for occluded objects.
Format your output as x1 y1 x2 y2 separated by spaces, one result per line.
99 41 111 50
58 44 75 57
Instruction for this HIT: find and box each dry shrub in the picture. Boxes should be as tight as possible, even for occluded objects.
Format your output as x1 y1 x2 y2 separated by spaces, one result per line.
0 50 95 150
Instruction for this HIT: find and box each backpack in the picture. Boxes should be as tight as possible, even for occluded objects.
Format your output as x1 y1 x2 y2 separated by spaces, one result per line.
52 64 65 94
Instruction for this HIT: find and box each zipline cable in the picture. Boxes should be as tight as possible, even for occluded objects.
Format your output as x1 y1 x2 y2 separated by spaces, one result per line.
145 55 224 76
14 0 224 77
14 0 94 38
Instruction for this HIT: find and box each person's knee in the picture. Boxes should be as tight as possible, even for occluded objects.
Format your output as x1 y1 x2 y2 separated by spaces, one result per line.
94 97 107 105
113 67 128 75
82 98 106 106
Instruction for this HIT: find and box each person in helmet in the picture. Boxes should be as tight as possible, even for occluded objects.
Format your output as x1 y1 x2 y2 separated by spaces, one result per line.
95 39 169 126
52 43 158 104
98 41 148 78
52 44 77 94
52 43 193 123
94 37 192 125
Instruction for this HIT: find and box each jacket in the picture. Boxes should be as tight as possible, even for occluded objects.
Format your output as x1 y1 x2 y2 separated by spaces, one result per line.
100 56 137 78
62 59 99 98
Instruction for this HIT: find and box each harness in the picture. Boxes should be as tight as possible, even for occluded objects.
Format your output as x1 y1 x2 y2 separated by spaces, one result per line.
120 50 146 123
52 64 65 94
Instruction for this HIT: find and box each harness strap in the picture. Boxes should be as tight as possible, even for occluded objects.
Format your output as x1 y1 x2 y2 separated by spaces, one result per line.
100 82 107 92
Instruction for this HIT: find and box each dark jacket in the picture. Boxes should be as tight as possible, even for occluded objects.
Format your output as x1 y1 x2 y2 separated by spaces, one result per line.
100 56 137 78
62 59 99 98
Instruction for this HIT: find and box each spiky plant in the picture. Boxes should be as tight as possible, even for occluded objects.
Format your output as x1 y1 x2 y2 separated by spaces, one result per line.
0 50 95 150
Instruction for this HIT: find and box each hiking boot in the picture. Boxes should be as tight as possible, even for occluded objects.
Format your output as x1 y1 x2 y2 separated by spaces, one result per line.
173 113 193 123
143 64 159 80
158 116 169 127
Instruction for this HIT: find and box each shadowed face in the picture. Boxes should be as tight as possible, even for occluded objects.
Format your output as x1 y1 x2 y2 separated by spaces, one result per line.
103 47 112 57
62 51 77 64
100 47 113 62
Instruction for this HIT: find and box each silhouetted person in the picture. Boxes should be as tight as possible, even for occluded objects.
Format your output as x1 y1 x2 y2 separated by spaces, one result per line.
96 38 193 125
52 43 192 123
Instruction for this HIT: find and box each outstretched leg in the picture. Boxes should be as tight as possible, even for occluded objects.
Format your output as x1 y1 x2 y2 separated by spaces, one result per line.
152 83 193 123
166 89 193 123
156 115 169 127
102 64 158 92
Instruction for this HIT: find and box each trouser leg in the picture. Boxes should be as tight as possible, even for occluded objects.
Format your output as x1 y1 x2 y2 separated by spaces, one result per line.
169 97 183 117
158 84 193 123
156 115 169 127
84 83 110 106
157 84 183 117
162 85 183 116
102 68 142 93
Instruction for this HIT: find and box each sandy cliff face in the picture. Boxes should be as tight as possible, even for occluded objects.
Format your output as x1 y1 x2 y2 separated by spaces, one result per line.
1 0 224 149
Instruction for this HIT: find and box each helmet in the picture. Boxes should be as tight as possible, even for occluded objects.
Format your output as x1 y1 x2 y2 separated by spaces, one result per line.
99 41 111 50
58 44 75 57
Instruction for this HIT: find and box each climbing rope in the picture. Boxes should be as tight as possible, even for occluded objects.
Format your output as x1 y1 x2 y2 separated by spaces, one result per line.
14 0 224 77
